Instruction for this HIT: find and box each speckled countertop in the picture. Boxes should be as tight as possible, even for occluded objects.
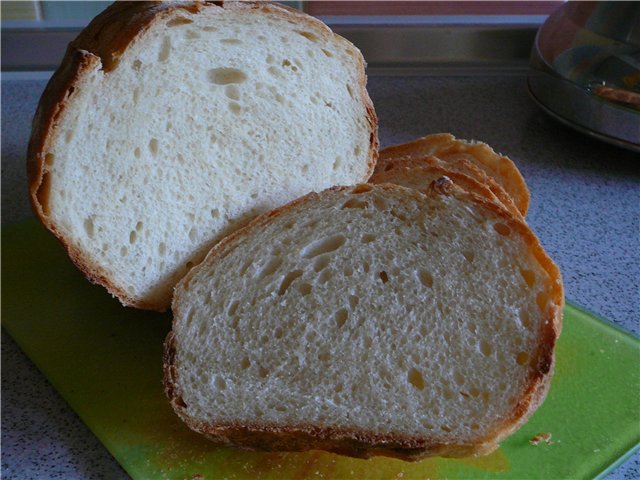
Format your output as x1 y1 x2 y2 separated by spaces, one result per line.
2 75 638 479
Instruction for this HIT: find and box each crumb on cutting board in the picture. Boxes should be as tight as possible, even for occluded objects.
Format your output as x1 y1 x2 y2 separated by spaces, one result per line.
530 432 553 446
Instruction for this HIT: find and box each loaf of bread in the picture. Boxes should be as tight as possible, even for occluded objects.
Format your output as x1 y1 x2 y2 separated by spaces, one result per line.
379 133 530 216
27 1 378 311
164 181 563 460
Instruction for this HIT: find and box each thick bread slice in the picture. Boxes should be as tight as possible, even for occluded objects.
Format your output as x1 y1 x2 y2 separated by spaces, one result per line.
370 156 520 218
27 1 377 311
379 133 530 215
164 182 563 460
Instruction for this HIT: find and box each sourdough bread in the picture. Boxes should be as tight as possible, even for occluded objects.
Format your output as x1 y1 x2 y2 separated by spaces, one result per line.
379 133 530 215
28 1 377 311
164 182 563 460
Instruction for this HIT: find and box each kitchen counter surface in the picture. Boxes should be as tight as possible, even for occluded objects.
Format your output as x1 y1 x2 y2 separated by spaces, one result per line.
2 75 638 479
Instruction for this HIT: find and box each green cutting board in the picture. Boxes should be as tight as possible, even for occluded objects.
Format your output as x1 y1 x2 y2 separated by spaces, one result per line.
3 221 639 479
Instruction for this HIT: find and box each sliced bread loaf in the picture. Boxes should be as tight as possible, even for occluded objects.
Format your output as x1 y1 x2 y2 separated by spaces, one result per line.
379 133 530 215
164 182 563 460
27 1 377 311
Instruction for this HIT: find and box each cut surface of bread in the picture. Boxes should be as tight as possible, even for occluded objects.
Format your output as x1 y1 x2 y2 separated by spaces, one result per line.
27 1 377 311
164 182 563 460
379 133 529 215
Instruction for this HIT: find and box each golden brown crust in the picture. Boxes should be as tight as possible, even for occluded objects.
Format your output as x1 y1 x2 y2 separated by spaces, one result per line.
164 182 563 461
369 158 506 210
375 154 522 219
27 1 377 311
380 133 530 215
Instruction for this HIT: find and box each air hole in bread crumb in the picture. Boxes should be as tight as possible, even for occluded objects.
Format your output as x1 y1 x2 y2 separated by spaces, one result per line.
344 265 353 276
214 376 226 390
278 270 303 295
227 300 239 316
132 59 142 72
188 228 197 242
228 102 242 114
301 234 345 259
313 256 330 272
346 84 355 100
258 366 270 378
454 371 465 386
64 130 74 143
417 270 433 288
149 138 159 156
318 269 332 284
240 258 253 276
301 163 309 173
362 261 370 273
334 308 348 328
359 234 375 244
351 184 372 194
267 66 283 78
493 222 511 236
297 30 319 42
462 250 475 263
470 386 481 397
322 48 334 58
257 257 283 279
348 295 359 310
379 271 389 284
441 425 452 433
220 38 242 45
408 368 425 390
167 16 193 27
443 389 454 400
520 309 532 329
120 246 128 257
295 282 310 296
342 198 368 209
158 36 171 62
129 230 137 244
318 350 331 362
274 327 283 339
221 84 241 101
208 67 247 85
241 356 250 369
83 217 95 238
480 340 493 356
332 156 342 171
266 54 274 64
203 26 217 32
516 352 530 366
210 208 220 219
